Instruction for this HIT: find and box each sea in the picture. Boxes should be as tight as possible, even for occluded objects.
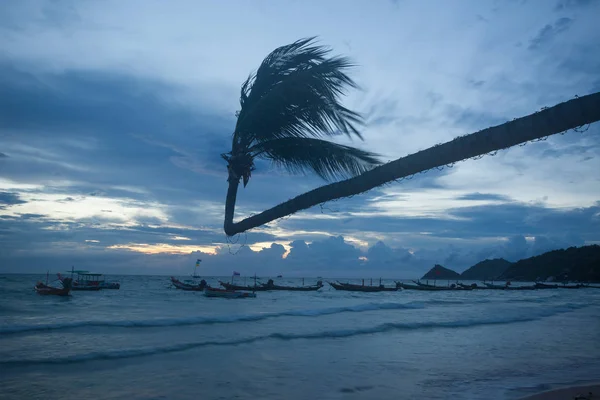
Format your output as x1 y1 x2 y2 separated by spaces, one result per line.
1 274 599 400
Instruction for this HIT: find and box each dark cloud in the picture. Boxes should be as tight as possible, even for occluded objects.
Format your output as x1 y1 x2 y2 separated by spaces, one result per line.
278 202 600 245
528 17 573 50
455 192 513 202
0 60 374 234
0 214 277 255
0 192 27 208
554 0 594 11
0 207 594 276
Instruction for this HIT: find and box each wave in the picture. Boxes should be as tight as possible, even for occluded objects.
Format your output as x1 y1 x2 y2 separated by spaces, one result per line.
2 303 586 367
0 297 568 335
0 301 425 334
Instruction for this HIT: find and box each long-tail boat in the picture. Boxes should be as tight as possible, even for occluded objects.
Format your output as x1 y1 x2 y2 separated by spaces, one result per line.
35 277 72 296
398 282 465 291
259 279 324 291
328 281 399 292
219 281 269 291
504 285 537 290
204 287 256 299
410 281 473 291
171 277 208 291
458 283 487 290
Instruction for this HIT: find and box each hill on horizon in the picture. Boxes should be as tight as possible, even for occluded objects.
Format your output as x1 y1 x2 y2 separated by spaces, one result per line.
460 258 512 281
421 264 461 280
500 245 600 282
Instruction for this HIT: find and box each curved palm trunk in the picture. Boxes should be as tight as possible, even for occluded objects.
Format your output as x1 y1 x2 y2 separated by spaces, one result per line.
224 169 241 235
224 92 600 236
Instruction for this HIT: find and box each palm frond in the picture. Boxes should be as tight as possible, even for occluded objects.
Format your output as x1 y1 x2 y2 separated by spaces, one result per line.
251 137 381 181
235 37 363 147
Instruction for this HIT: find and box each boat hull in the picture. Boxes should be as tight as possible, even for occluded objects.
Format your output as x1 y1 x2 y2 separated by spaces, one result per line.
34 282 71 296
204 288 257 298
329 282 399 292
398 283 459 291
71 285 102 291
171 277 207 291
219 281 268 291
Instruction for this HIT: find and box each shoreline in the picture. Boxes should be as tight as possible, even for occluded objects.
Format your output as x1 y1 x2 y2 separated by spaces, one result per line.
520 383 599 399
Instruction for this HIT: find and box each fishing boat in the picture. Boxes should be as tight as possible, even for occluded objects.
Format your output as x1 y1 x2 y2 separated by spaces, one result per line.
35 277 72 296
58 271 101 291
58 268 120 291
458 283 486 289
204 287 256 299
328 281 399 292
258 279 324 291
219 281 269 291
504 285 537 290
411 281 472 291
171 277 208 291
398 282 463 291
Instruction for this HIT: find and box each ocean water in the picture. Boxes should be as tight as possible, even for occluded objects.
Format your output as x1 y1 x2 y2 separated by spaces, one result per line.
1 274 599 400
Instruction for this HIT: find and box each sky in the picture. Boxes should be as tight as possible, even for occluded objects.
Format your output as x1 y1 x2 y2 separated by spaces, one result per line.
1 0 599 277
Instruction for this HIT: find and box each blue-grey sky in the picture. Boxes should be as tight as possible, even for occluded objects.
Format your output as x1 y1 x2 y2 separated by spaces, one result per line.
1 0 599 277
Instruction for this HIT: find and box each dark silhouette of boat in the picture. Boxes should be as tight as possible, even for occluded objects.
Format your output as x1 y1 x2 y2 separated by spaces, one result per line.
171 277 208 291
204 287 256 298
220 279 323 291
58 269 120 291
409 280 473 291
262 279 323 291
328 281 399 292
458 283 487 289
219 281 269 291
398 282 463 291
35 277 72 296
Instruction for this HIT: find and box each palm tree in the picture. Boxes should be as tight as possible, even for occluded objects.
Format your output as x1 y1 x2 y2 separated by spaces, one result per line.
223 39 600 236
223 37 382 234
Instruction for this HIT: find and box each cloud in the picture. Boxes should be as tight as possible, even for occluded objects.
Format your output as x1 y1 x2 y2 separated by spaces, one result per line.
529 18 573 50
0 192 27 209
1 0 599 276
554 0 595 11
455 193 513 202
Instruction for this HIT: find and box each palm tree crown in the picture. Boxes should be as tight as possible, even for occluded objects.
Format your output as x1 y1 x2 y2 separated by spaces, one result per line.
222 37 381 188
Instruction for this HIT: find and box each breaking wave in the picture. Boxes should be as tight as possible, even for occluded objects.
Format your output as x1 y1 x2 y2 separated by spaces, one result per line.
1 303 586 367
0 301 425 334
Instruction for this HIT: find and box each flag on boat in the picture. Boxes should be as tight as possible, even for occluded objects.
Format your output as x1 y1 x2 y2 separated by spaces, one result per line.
196 259 202 266
232 271 240 276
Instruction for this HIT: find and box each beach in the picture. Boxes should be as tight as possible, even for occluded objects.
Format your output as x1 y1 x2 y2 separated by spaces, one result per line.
2 274 600 399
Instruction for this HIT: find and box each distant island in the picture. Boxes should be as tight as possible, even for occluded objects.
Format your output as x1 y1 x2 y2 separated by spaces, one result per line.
421 264 461 280
423 245 600 282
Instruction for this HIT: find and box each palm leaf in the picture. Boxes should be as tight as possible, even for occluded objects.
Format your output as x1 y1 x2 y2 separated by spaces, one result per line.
234 37 363 147
251 137 381 181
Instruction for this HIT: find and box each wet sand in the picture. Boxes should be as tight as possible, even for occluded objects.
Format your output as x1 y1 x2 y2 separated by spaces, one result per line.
521 384 599 400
